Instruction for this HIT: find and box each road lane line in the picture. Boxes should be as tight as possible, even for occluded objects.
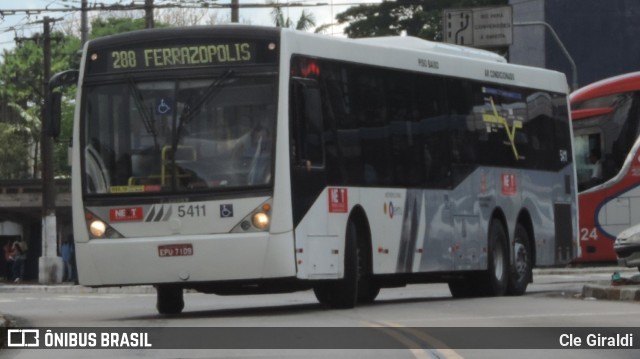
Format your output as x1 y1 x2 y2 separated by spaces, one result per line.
383 321 465 359
365 320 464 359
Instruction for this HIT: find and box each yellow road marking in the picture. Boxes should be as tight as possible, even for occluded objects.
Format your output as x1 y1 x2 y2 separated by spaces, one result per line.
366 321 465 359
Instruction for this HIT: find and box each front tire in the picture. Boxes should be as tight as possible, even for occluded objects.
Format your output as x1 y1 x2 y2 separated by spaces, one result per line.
156 284 184 314
314 220 359 309
448 276 479 298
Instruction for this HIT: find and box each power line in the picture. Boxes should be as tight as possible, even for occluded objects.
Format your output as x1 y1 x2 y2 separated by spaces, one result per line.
0 1 381 14
0 1 382 47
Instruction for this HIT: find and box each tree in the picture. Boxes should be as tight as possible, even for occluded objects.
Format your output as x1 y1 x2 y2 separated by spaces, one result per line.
336 0 508 40
0 117 33 179
270 2 316 31
0 28 79 179
156 7 228 26
90 17 151 38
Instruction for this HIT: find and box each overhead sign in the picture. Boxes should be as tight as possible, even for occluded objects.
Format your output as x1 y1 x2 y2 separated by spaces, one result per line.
444 6 513 48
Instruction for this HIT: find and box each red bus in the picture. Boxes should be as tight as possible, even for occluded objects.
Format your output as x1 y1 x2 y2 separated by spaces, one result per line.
571 72 640 262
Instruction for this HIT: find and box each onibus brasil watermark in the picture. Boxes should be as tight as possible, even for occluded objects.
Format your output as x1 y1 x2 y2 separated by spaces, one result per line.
7 329 152 349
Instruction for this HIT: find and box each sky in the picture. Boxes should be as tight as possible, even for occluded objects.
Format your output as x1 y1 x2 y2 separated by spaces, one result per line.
0 0 382 53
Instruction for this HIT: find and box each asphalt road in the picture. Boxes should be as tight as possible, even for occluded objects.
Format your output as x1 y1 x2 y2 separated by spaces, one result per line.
1 266 639 358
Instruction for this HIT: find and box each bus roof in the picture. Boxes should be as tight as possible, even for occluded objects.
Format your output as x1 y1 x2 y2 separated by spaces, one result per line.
86 25 282 49
354 36 507 63
570 71 640 104
84 25 567 94
282 28 568 94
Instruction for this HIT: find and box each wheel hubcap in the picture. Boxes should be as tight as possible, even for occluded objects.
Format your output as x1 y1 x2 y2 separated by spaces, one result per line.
514 242 528 280
493 241 504 280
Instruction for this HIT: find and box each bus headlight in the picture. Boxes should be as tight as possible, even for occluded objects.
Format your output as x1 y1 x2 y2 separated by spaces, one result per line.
85 209 124 239
89 220 106 238
252 212 270 230
231 199 272 233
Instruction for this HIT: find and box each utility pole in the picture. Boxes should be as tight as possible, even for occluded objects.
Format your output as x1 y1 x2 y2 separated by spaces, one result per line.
514 21 578 90
145 0 154 28
39 16 63 284
231 0 239 23
81 0 88 44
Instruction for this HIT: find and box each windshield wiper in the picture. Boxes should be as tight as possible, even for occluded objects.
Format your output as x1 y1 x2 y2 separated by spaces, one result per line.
127 76 159 150
174 69 235 148
182 69 234 124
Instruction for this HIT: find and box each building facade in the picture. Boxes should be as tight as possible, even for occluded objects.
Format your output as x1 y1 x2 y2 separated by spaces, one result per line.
509 0 640 89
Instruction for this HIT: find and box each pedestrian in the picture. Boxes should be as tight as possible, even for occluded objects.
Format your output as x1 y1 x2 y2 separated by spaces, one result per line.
61 234 76 282
3 240 14 281
12 237 28 283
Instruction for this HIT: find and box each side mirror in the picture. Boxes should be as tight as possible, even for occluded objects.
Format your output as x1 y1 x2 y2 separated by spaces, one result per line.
48 70 79 139
49 69 79 89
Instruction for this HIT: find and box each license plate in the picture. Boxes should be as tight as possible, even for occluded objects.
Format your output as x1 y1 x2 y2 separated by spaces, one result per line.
158 244 193 257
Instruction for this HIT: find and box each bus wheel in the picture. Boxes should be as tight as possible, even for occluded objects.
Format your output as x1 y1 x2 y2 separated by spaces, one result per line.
313 221 359 309
156 284 184 314
507 223 532 296
356 239 379 304
357 282 380 304
480 219 509 296
448 276 479 298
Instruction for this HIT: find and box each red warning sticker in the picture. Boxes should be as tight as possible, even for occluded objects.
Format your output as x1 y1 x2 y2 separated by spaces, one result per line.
501 173 517 196
110 207 144 222
328 188 348 213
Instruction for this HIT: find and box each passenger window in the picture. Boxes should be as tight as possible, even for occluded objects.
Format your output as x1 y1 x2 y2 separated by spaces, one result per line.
290 79 325 168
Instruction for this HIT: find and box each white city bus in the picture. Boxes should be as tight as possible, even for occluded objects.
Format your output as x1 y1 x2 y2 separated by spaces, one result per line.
50 25 578 314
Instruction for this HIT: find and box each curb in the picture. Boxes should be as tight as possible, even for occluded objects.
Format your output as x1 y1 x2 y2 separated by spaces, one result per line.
0 284 155 294
582 283 640 301
533 266 638 276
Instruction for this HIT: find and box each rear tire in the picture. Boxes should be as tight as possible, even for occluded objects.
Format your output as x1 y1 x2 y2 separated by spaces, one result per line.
507 223 532 296
479 219 509 296
156 284 184 314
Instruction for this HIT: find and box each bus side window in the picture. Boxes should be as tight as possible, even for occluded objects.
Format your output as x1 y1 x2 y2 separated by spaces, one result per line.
290 79 325 169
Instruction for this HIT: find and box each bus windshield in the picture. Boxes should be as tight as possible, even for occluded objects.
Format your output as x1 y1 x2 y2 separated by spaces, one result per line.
573 91 639 191
83 73 277 195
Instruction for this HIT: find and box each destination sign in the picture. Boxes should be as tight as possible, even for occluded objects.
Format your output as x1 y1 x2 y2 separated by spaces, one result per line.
86 39 277 74
110 43 254 70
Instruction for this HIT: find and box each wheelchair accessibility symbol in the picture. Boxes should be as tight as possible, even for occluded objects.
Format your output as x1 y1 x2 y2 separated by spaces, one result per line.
157 98 172 115
220 204 234 218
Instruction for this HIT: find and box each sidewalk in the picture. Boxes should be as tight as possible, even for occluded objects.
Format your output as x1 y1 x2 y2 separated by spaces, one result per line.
580 269 640 301
0 282 154 294
1 266 639 329
535 265 640 301
0 282 155 330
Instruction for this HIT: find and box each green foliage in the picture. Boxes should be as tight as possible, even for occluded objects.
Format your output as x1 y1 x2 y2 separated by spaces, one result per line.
271 6 316 31
90 17 168 39
0 29 80 179
0 17 171 180
0 123 31 179
90 17 147 38
337 0 508 40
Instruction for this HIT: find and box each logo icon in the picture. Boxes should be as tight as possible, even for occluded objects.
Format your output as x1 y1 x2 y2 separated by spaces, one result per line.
110 207 144 222
145 205 172 222
157 98 172 114
8 329 40 347
328 188 348 213
220 204 234 218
